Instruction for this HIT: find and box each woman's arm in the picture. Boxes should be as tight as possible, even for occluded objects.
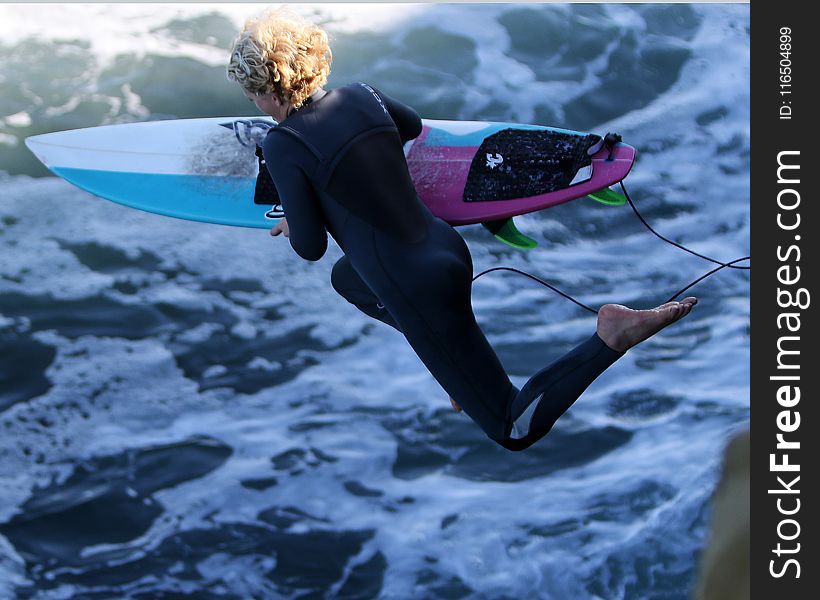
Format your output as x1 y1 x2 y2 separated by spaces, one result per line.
262 134 328 262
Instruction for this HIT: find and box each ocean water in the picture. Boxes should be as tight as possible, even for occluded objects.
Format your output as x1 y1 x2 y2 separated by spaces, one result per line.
0 3 749 599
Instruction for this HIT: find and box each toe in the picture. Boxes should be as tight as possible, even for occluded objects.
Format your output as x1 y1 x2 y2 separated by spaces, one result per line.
670 304 687 322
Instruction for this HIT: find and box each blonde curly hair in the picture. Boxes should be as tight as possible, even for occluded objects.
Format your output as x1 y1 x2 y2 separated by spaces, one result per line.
226 7 332 109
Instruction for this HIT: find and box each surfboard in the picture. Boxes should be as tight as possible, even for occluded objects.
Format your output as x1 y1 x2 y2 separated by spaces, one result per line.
25 117 635 242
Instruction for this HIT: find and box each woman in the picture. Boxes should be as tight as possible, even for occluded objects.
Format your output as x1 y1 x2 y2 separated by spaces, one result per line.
226 9 697 451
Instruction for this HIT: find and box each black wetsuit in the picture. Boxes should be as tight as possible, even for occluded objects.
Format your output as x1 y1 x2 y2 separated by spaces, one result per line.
263 82 623 451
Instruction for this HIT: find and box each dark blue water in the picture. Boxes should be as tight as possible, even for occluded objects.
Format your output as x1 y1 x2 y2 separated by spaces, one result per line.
0 4 749 598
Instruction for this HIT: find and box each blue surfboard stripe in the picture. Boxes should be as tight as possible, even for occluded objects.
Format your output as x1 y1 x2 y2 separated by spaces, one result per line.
53 167 274 229
422 122 583 147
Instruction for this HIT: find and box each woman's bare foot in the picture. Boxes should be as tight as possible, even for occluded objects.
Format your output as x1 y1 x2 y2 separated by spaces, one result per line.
597 297 698 353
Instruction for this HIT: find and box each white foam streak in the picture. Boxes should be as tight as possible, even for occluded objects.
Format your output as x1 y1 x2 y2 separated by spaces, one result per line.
0 4 428 64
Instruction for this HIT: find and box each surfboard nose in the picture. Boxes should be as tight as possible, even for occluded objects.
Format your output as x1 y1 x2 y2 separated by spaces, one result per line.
25 129 86 168
24 135 51 168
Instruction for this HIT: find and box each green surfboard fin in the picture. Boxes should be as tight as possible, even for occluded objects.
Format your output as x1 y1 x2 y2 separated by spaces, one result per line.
587 187 627 206
481 218 538 250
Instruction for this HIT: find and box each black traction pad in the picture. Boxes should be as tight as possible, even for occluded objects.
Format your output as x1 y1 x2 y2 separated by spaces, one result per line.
464 129 601 202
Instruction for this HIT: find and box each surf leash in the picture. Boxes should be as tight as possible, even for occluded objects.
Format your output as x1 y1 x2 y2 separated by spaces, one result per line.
472 181 750 315
618 181 750 274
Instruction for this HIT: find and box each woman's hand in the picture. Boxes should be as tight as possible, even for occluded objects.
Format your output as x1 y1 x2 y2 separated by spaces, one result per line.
270 218 290 238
